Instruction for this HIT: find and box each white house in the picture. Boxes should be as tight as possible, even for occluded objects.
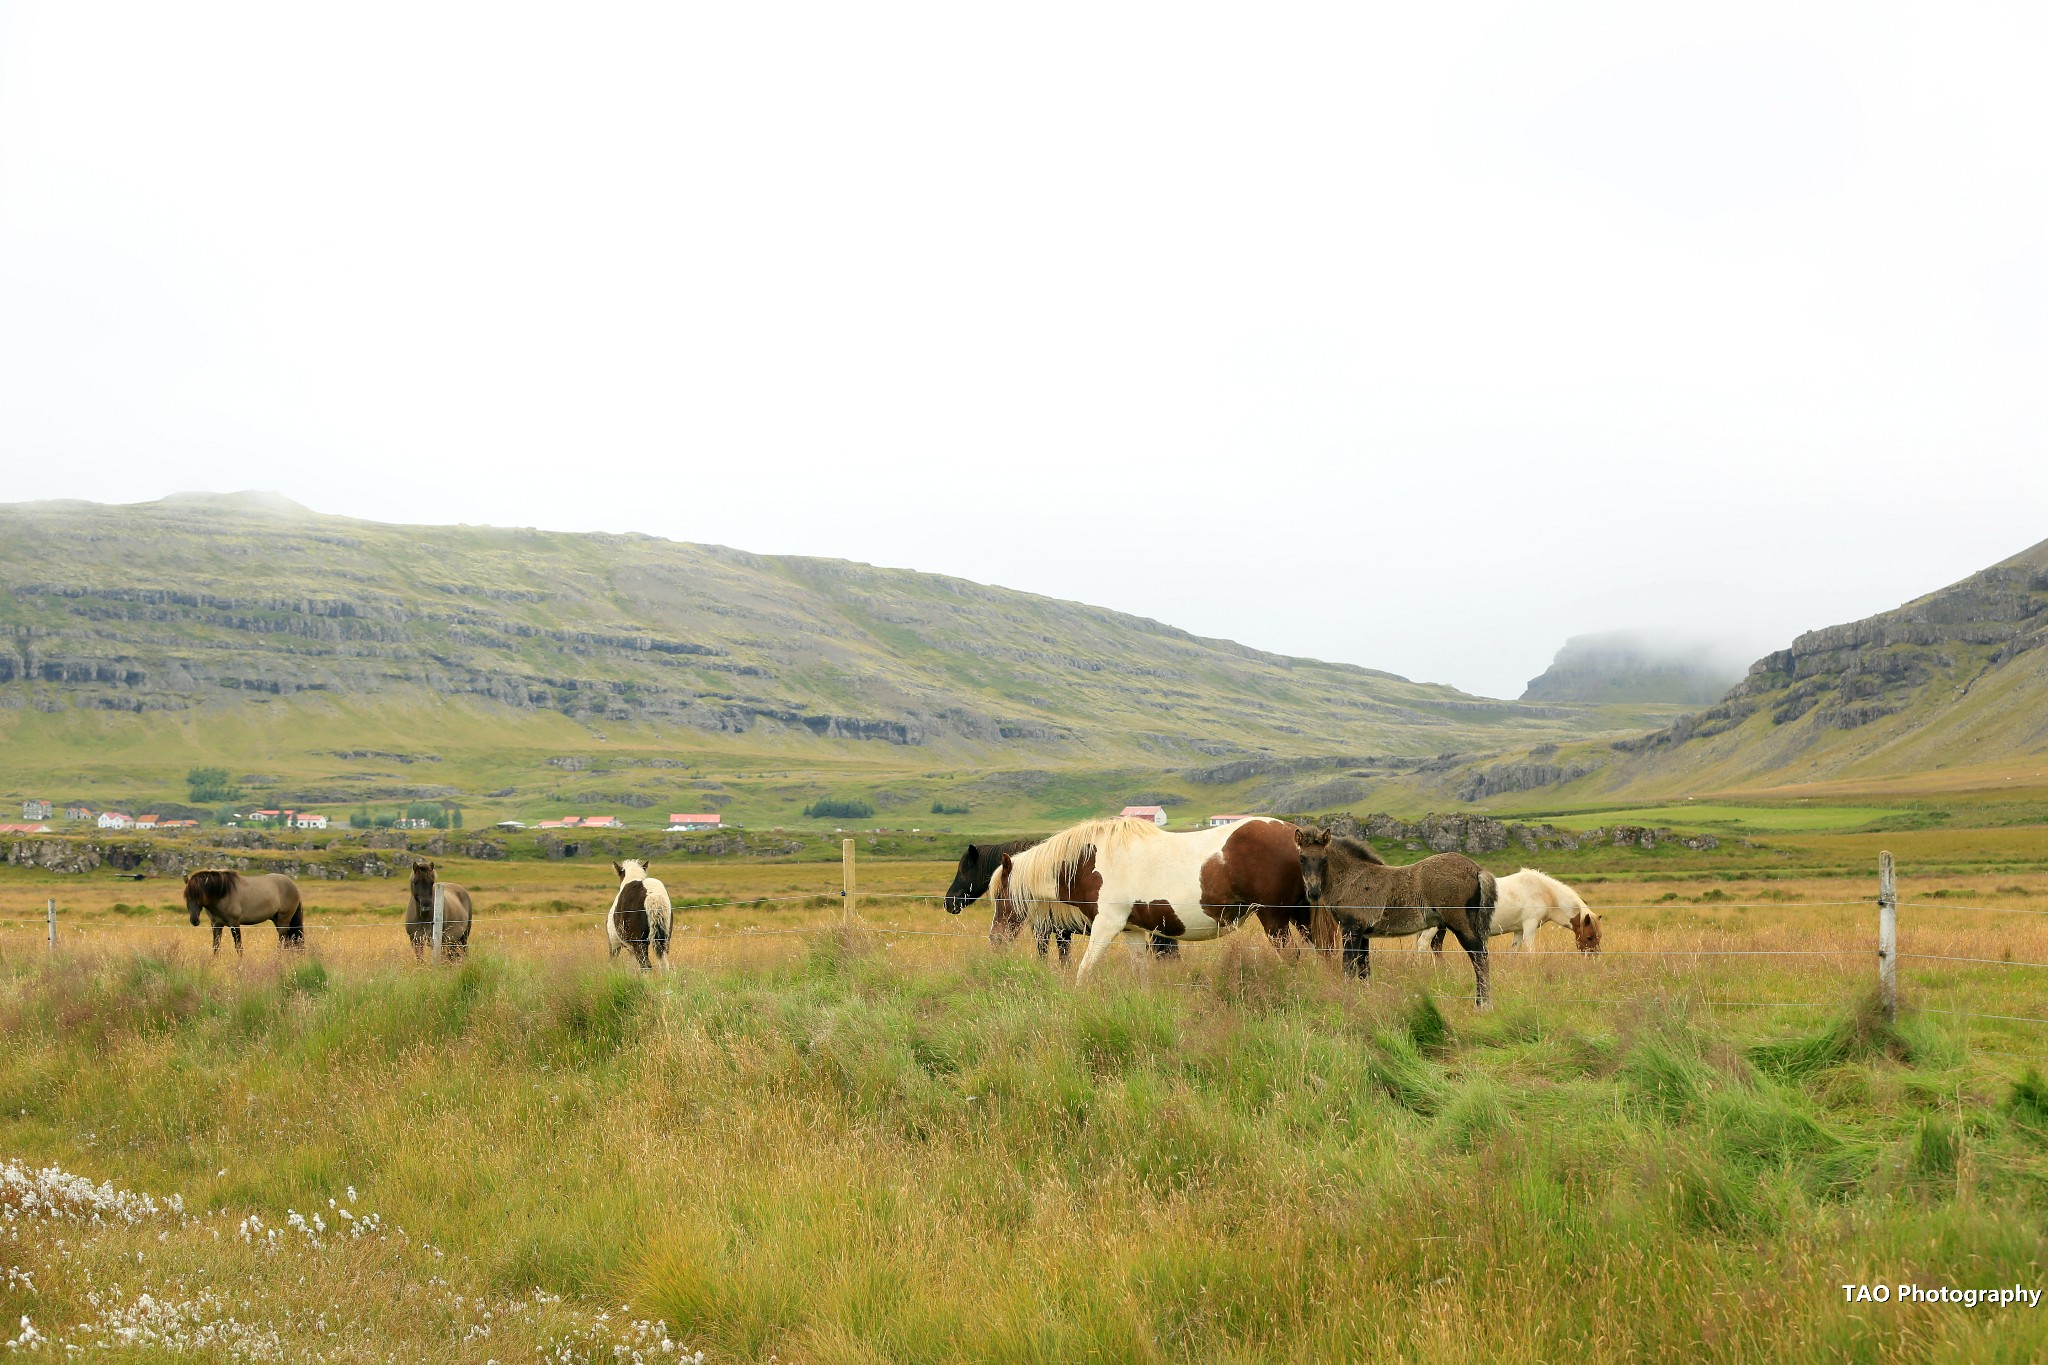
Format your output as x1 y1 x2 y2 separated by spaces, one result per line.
97 811 134 830
580 815 625 829
1206 814 1251 828
293 813 329 830
667 813 722 832
1118 805 1169 827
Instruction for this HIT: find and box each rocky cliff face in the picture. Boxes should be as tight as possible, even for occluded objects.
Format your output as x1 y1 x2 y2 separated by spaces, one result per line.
1607 537 2048 781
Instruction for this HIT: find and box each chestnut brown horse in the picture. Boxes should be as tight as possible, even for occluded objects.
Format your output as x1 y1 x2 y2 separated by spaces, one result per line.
1295 826 1496 1007
989 816 1310 979
183 869 305 954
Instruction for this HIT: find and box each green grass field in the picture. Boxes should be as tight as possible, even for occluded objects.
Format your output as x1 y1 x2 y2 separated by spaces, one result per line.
4 826 2048 1361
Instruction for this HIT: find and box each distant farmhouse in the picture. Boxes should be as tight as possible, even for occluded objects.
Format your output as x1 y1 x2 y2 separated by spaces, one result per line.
97 811 134 830
1206 814 1250 828
63 803 94 821
667 813 722 832
22 799 52 821
537 815 625 830
0 822 52 834
1119 805 1169 827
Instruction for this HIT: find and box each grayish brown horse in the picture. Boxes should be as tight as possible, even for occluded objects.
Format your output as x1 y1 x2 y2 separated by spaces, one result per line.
405 861 473 962
183 869 306 954
1294 826 1496 1008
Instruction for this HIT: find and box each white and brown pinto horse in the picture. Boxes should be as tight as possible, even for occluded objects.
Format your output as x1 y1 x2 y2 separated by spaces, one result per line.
606 859 671 969
183 869 306 954
989 816 1309 979
1422 867 1598 955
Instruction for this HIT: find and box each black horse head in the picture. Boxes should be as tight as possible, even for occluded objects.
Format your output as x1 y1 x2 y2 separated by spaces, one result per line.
943 839 1041 914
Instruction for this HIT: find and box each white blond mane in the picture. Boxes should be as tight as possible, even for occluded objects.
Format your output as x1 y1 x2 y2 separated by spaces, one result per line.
1002 816 1168 916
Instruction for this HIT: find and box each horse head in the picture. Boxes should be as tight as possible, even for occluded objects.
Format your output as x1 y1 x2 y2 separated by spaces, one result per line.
1571 909 1602 954
614 859 651 882
944 843 983 915
1293 825 1332 903
184 869 230 925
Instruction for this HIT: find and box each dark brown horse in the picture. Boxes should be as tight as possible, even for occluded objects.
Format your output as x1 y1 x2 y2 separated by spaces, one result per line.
405 861 473 962
183 869 305 954
1294 826 1496 1007
945 838 1176 963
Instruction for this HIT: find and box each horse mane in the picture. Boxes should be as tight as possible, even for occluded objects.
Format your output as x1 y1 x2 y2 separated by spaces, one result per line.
186 868 239 904
1328 835 1386 866
1005 817 1165 909
617 859 651 881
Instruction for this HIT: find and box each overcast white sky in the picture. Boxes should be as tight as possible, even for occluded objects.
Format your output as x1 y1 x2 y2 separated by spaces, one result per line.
2 3 2042 699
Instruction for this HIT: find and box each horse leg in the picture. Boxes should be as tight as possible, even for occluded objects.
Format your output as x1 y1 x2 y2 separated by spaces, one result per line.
1034 924 1052 960
211 923 222 955
230 925 243 955
1056 928 1072 966
1150 933 1179 959
1073 905 1131 982
1429 927 1448 958
1342 924 1371 980
1441 910 1492 1010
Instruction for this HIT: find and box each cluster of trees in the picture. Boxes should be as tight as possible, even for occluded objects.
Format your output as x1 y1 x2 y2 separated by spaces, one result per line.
349 801 466 830
186 767 243 804
803 797 874 820
930 800 971 815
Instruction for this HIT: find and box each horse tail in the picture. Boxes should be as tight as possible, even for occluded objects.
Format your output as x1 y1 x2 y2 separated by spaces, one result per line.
1475 869 1497 934
284 902 306 947
1309 903 1342 963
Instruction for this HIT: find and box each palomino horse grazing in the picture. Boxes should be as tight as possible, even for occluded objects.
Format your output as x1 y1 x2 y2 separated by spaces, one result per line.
1294 827 1496 1008
183 869 306 954
988 816 1309 980
606 859 671 969
1423 867 1598 955
944 838 1177 963
405 861 474 962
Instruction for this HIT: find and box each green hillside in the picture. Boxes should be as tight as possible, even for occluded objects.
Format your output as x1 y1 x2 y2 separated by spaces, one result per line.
0 494 1671 827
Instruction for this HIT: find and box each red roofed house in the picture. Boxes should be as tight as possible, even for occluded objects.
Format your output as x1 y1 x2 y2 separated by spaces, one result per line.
667 814 722 832
1206 814 1251 828
22 800 52 821
63 803 94 821
0 823 52 834
97 811 134 830
135 814 160 829
579 815 625 829
1118 805 1169 827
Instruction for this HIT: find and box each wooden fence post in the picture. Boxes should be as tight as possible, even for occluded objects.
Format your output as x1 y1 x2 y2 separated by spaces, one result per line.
47 898 56 955
1878 851 1897 1024
431 883 446 964
842 838 856 929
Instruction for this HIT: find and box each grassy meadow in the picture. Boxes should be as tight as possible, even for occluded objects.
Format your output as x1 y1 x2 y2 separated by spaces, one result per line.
4 828 2048 1361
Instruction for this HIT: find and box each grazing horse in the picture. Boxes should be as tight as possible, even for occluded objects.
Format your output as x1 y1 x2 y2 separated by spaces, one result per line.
944 838 1177 963
405 861 474 962
183 869 305 954
605 859 671 969
1423 867 1598 955
1294 827 1496 1008
988 816 1309 980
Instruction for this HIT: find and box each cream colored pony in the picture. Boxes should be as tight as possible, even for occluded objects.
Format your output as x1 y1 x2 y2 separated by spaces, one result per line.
1420 867 1598 953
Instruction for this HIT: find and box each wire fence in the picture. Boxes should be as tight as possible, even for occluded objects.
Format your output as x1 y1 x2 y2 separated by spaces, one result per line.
6 852 2046 1040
